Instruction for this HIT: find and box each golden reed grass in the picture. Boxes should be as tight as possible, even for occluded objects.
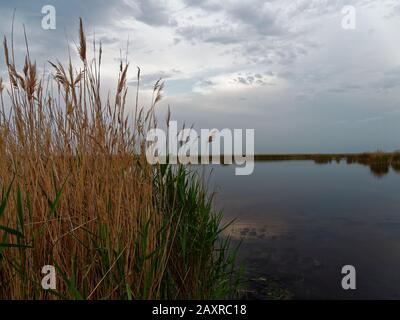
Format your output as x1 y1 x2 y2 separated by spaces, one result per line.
0 19 239 300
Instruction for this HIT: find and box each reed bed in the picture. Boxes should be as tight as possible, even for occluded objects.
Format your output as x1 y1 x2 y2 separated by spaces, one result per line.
0 19 239 300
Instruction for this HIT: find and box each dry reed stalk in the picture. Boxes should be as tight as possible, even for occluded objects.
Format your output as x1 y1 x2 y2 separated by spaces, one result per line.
0 19 239 300
0 19 167 300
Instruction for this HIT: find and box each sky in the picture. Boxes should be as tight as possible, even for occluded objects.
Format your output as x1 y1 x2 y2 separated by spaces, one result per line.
1 0 400 153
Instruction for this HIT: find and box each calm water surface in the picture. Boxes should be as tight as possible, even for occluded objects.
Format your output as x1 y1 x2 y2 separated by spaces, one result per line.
206 161 400 299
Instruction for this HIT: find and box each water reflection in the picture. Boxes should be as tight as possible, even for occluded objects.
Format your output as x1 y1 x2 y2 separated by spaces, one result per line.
391 162 400 174
222 219 287 241
311 158 400 179
209 161 400 299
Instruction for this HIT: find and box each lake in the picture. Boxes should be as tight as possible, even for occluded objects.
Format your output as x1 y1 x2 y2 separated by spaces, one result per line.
206 160 400 299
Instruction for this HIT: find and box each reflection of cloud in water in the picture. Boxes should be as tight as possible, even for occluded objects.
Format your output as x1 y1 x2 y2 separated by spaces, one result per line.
222 217 288 241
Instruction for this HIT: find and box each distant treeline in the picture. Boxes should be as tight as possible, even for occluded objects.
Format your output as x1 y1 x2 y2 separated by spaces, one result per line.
253 152 400 178
253 152 400 163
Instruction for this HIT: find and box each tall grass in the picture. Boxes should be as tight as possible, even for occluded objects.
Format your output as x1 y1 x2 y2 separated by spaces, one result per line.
0 19 239 300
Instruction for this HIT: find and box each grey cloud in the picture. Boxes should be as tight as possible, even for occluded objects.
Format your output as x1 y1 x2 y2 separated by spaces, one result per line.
94 35 119 45
180 0 282 41
0 0 140 69
237 77 249 85
241 40 308 66
375 67 400 90
327 84 364 94
128 69 181 87
385 3 400 18
232 72 272 86
123 0 175 26
198 79 215 87
355 116 384 124
285 0 372 19
227 3 281 36
176 1 313 68
176 24 245 44
173 38 182 45
182 0 220 12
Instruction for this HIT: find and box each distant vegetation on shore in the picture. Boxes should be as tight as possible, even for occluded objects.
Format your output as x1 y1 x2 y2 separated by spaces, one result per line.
253 152 400 162
253 152 400 177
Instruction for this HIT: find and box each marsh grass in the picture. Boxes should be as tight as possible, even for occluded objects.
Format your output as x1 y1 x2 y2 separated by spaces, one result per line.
0 19 240 300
